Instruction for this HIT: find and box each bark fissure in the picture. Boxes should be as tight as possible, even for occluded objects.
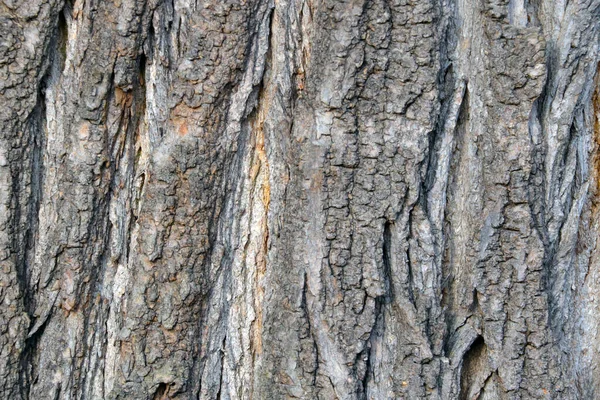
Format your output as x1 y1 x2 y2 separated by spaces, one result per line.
1 0 599 398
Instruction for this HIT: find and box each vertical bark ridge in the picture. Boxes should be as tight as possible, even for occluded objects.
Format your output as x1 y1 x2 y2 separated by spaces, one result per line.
0 0 599 398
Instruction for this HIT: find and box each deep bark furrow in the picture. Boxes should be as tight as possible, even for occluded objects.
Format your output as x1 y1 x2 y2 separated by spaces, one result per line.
0 0 599 398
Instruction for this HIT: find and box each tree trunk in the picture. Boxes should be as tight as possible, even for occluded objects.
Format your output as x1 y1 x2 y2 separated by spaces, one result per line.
1 0 599 398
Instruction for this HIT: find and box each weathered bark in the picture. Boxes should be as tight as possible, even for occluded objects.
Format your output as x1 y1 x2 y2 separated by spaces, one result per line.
0 0 599 398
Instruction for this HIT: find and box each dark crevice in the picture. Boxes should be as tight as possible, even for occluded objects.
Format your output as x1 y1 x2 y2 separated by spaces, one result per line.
459 336 488 400
301 272 320 387
382 220 394 302
357 220 395 398
358 333 375 400
18 83 47 316
242 5 275 120
424 64 454 198
532 100 587 335
453 84 470 169
139 52 147 90
470 288 480 313
52 386 62 400
132 31 149 226
215 336 227 400
69 61 132 393
153 382 170 400
423 0 459 203
406 213 416 308
18 304 51 399
546 114 588 337
360 289 386 392
57 6 69 72
195 4 276 398
528 97 550 247
16 0 72 316
359 296 380 394
67 188 114 396
70 12 152 395
145 20 155 65
15 1 72 393
74 39 153 397
441 84 470 318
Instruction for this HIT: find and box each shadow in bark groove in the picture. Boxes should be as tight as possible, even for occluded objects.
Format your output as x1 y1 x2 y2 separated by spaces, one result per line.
152 382 170 400
459 335 490 400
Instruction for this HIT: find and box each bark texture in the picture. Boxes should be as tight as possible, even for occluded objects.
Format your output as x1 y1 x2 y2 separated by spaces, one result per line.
1 0 599 399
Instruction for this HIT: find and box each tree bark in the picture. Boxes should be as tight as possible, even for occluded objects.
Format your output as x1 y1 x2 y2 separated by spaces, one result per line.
0 0 599 398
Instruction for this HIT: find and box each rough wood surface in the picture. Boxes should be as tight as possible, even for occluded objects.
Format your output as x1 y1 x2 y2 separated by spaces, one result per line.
0 0 599 398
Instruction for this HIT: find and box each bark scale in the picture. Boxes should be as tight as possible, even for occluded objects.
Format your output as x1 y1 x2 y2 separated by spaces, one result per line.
0 0 599 399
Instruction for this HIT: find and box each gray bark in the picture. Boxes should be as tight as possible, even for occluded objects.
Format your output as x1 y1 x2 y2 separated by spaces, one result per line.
0 0 599 398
